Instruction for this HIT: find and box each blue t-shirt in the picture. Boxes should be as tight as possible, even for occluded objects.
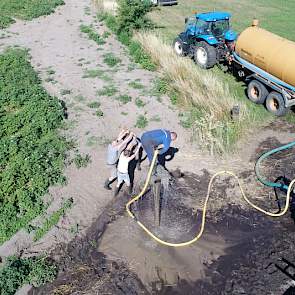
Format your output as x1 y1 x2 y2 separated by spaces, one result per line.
141 129 171 155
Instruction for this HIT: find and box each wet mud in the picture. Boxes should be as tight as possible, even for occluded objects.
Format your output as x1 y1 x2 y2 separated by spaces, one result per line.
33 140 295 295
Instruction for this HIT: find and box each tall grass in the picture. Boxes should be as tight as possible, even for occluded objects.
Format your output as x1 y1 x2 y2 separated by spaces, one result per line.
135 32 251 153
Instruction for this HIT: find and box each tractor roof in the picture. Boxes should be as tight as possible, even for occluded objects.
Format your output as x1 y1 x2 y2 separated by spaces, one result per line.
196 12 231 22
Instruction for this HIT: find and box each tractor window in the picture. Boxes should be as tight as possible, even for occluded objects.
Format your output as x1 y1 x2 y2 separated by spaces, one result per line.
196 19 210 34
211 20 229 37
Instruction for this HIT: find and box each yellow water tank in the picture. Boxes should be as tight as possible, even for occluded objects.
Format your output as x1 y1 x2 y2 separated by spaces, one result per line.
235 21 295 87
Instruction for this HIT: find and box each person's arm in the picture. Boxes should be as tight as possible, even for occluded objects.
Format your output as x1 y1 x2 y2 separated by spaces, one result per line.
117 129 129 141
116 132 134 151
127 143 141 161
126 136 137 151
158 136 170 155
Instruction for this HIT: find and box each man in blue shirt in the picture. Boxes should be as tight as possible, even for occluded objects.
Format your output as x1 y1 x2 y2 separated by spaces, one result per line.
140 129 177 164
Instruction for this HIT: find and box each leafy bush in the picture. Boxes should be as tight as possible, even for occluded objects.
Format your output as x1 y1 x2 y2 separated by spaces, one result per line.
116 0 153 35
0 0 64 29
0 49 68 244
0 255 57 294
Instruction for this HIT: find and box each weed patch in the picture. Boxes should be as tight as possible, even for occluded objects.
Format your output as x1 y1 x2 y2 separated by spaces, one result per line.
87 101 101 108
116 94 132 104
73 154 92 168
129 80 144 89
135 114 148 128
97 85 118 96
135 97 145 107
95 109 104 117
83 68 112 81
80 24 105 45
0 49 68 243
103 53 121 67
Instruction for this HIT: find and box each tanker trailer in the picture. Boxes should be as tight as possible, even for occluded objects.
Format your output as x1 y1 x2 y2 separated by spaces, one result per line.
232 19 295 116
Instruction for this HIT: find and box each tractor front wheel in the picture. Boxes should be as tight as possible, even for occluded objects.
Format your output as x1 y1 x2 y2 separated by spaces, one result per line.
194 41 217 69
173 37 186 57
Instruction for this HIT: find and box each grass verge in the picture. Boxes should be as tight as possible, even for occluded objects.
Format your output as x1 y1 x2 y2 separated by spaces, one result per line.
0 48 68 244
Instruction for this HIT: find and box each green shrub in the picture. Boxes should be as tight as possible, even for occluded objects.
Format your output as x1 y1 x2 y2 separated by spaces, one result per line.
0 49 68 244
116 0 153 35
95 109 104 117
0 255 57 294
135 97 145 107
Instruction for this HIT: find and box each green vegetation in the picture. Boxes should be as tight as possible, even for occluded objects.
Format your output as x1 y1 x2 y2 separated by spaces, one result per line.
135 97 145 107
135 115 148 128
116 94 132 104
87 101 101 108
33 198 73 241
0 49 68 244
86 135 111 147
95 109 104 117
73 154 91 168
102 31 111 38
103 53 121 67
129 80 144 89
0 255 57 294
80 24 105 45
97 1 156 71
0 0 64 29
74 94 86 102
121 111 128 116
82 68 112 81
97 85 118 96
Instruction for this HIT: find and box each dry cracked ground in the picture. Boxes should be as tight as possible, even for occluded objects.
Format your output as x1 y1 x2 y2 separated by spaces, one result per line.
1 1 295 294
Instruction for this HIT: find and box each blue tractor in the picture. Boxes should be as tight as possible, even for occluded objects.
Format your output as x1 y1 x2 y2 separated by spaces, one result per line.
174 12 237 68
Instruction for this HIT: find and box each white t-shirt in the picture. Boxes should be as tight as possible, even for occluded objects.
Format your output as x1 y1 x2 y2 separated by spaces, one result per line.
117 153 130 174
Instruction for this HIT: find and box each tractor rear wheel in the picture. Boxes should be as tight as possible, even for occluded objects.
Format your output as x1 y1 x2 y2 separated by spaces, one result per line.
247 80 269 104
194 41 217 69
173 37 186 56
265 91 289 116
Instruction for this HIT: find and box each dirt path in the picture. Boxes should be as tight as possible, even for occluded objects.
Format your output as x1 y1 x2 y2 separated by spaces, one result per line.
0 0 191 258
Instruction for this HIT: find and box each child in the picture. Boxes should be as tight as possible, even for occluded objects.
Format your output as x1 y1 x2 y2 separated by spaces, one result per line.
114 139 141 197
104 129 134 190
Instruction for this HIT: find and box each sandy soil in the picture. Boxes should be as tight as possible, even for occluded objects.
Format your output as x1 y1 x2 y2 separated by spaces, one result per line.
0 1 295 294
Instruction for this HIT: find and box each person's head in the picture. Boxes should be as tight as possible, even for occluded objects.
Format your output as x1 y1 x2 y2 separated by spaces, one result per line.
171 131 177 141
123 150 131 157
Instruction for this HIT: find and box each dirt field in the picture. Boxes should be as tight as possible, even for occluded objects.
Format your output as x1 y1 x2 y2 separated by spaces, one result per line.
1 1 295 294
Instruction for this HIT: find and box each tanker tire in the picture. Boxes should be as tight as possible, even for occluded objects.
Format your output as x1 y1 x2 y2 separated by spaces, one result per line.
247 80 269 104
265 92 289 116
194 41 217 69
173 37 186 57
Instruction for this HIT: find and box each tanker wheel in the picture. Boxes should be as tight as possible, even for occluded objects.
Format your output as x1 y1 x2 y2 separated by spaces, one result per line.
194 41 217 69
247 80 269 104
173 37 186 57
265 91 289 116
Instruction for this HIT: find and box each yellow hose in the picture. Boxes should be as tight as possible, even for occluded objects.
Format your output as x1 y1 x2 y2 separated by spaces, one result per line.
126 150 295 247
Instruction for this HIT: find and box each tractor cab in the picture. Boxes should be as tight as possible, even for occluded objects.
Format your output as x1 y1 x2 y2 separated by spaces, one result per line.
174 11 237 68
185 12 235 44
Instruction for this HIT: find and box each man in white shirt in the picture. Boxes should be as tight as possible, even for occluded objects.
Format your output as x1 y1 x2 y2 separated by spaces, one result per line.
114 139 141 197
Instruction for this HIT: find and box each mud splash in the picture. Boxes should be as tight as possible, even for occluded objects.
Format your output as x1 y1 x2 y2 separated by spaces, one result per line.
32 165 295 295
